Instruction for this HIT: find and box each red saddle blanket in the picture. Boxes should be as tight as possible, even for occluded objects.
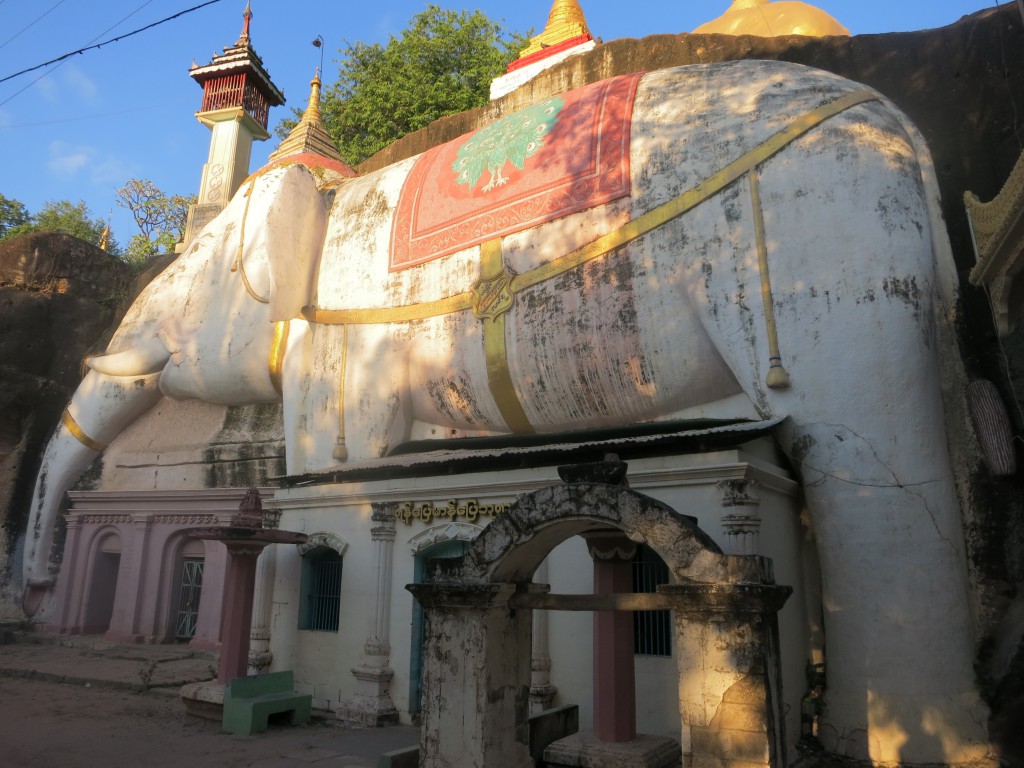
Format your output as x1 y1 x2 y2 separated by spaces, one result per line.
390 72 642 271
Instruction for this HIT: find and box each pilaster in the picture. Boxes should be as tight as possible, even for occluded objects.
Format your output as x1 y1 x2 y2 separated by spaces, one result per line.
337 502 399 726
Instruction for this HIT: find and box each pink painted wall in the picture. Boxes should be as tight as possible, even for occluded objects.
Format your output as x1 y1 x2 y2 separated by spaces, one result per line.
45 488 274 647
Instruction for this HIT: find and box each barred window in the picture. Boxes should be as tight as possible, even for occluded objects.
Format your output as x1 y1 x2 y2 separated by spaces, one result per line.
633 544 671 656
298 547 342 632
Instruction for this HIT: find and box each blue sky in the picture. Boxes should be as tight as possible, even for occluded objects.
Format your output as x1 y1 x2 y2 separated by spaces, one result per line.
0 1 997 248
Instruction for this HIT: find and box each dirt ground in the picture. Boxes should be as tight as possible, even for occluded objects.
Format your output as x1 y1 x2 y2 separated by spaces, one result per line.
0 676 418 768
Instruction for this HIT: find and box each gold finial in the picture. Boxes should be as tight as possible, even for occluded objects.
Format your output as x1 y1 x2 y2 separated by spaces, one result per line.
268 67 344 163
99 222 110 252
305 69 323 123
519 0 592 58
239 0 253 44
693 0 850 37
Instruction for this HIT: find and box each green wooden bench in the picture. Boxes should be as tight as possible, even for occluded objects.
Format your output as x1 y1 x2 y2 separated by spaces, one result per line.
222 671 312 735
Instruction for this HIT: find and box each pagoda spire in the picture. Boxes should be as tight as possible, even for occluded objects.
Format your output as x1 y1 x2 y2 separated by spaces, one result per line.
490 0 597 99
238 0 252 45
519 0 592 58
269 68 346 163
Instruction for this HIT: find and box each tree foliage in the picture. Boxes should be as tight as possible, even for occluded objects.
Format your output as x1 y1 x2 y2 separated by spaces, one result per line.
2 198 111 249
0 193 30 239
277 6 529 165
115 178 194 266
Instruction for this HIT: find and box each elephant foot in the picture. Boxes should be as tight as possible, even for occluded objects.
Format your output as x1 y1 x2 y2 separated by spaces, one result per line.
22 579 54 617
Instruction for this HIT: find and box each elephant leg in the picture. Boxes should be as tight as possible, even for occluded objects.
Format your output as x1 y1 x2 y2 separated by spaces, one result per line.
22 370 161 616
776 413 989 765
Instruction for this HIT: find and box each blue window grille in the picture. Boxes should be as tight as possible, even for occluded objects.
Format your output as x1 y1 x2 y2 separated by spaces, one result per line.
633 544 671 656
174 558 204 640
299 547 342 632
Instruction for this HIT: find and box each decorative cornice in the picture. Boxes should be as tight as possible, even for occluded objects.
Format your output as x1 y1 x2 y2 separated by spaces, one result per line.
408 522 485 554
297 531 349 556
78 514 133 525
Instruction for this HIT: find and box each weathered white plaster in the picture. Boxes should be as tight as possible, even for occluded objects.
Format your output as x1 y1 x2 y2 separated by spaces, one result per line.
489 40 597 101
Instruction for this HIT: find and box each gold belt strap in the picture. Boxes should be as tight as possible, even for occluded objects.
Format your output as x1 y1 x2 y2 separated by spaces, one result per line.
62 409 106 452
268 320 289 395
478 239 534 433
748 168 791 389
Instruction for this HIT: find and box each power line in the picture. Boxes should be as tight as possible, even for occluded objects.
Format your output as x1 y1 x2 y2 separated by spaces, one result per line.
0 0 68 50
0 0 225 87
0 1 161 110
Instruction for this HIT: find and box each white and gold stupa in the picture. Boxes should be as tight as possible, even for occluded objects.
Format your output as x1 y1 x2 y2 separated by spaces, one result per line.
490 0 597 100
694 0 850 37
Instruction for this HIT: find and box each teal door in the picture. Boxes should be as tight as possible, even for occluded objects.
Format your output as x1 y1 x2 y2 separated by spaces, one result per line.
409 539 469 718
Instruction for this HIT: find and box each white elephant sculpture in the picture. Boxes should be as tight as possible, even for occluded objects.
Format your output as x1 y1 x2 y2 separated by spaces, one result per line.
23 60 990 763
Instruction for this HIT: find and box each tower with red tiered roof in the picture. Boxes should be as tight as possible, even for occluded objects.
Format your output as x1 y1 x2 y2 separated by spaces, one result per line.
180 2 285 248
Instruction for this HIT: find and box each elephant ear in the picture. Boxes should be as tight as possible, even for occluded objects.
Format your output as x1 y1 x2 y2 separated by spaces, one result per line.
261 164 328 322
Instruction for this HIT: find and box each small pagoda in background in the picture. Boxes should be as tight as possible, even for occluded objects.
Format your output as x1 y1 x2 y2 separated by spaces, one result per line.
490 0 597 100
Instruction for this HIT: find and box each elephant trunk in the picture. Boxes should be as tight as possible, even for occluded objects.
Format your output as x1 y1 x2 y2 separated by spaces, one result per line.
86 334 171 376
21 370 162 617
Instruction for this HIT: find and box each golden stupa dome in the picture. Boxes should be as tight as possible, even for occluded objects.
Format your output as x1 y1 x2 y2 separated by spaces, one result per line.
693 0 850 37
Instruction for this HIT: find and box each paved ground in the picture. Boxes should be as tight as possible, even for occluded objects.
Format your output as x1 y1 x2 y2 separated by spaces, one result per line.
0 632 419 768
3 629 1019 767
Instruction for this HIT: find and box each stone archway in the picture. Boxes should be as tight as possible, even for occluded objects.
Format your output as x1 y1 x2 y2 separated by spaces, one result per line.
408 465 792 768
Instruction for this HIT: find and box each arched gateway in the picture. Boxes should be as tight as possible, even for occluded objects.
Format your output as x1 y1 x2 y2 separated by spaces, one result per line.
409 461 792 768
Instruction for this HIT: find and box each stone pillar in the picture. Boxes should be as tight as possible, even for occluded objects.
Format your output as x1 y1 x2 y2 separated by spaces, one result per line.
337 502 398 725
216 542 266 684
246 502 281 674
717 479 761 555
247 547 276 674
106 515 149 641
585 531 637 743
48 515 86 633
530 558 557 713
662 581 792 768
408 582 534 768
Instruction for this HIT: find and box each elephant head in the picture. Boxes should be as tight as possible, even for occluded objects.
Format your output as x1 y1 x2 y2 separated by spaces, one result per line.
22 162 329 615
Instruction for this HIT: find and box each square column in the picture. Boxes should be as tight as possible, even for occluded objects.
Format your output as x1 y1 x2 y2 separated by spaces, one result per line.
409 582 534 768
217 542 266 683
585 532 637 743
661 583 792 768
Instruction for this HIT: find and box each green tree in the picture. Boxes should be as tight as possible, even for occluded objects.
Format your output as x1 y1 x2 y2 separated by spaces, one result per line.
115 178 195 266
0 193 31 239
5 199 109 248
277 6 529 165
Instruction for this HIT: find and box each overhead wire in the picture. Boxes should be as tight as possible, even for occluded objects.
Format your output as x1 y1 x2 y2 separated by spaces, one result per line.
0 0 68 50
0 0 224 89
0 0 161 110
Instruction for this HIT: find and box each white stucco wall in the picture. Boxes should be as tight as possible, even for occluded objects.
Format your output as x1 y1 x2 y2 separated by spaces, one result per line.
269 439 809 760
